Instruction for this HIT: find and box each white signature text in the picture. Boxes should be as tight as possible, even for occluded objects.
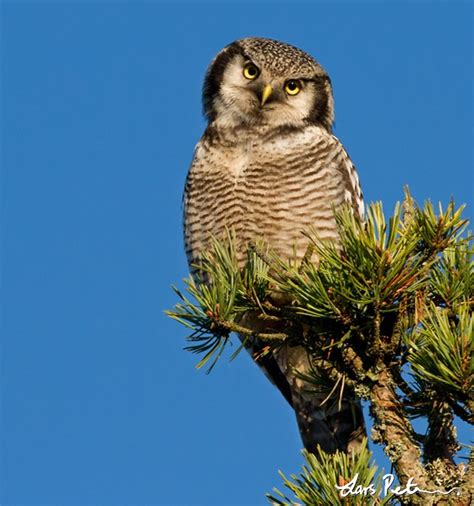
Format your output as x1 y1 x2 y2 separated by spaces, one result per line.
335 473 461 498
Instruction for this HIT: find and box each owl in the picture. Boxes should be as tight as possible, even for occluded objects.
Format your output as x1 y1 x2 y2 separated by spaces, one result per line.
183 37 365 454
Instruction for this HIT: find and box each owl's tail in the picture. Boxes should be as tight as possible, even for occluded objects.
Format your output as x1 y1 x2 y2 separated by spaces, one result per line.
292 386 366 454
274 344 367 454
237 311 366 454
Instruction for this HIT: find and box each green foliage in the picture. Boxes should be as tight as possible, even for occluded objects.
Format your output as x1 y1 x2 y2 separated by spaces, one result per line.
273 201 427 323
166 232 241 371
429 243 473 308
409 303 473 399
274 198 468 325
267 439 392 505
165 231 271 371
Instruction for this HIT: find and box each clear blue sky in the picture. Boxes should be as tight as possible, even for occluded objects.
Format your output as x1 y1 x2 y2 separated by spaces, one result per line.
1 1 472 505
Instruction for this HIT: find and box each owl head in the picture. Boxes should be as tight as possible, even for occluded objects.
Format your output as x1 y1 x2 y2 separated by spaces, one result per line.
203 37 334 131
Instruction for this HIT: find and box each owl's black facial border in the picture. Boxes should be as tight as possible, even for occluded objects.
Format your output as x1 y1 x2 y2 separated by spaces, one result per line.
306 75 333 131
202 42 245 121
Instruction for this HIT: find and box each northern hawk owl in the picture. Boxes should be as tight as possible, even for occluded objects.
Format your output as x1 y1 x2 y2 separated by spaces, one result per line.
183 37 366 454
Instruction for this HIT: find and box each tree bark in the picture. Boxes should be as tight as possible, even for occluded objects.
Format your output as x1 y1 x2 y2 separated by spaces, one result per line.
370 369 431 504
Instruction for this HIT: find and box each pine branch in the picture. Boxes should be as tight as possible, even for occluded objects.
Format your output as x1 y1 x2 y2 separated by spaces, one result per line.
166 189 473 504
267 439 393 506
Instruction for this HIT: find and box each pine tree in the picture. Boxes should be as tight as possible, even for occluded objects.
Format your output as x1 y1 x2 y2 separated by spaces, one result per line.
166 189 473 505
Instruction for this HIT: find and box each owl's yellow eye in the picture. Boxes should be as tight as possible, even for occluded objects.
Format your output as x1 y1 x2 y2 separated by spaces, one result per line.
284 80 301 95
243 63 260 80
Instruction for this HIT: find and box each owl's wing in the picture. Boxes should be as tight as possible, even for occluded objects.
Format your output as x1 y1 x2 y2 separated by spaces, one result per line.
182 146 203 273
331 133 365 220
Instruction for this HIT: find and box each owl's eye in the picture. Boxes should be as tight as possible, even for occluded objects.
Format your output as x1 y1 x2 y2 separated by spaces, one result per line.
243 63 260 80
284 80 301 96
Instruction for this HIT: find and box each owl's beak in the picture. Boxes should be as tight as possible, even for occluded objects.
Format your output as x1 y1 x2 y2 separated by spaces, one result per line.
260 84 273 106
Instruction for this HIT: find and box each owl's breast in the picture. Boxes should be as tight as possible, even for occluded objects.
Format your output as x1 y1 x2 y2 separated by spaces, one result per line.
184 126 345 267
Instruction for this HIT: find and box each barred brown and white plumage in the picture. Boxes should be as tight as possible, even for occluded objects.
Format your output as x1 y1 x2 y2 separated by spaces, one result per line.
183 37 366 454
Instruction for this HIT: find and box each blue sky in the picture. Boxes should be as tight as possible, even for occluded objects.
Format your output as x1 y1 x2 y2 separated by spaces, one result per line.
1 1 472 505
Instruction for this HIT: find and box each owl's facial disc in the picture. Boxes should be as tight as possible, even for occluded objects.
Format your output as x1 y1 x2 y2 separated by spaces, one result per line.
212 55 317 127
202 38 335 130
